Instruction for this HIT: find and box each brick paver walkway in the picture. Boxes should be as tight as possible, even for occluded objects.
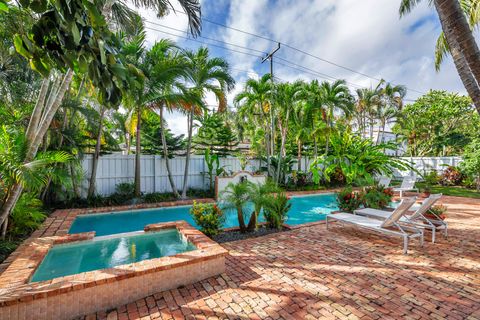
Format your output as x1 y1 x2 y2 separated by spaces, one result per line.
79 195 480 320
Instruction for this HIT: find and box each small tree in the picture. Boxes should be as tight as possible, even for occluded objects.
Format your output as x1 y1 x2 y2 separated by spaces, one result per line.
220 181 251 232
460 139 480 190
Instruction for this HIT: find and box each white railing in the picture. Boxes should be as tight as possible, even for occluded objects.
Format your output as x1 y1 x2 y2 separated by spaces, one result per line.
80 154 462 196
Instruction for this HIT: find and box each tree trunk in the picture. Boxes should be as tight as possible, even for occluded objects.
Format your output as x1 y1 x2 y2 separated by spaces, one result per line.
1 217 8 240
237 205 247 232
276 108 290 183
159 106 180 198
70 163 80 198
434 0 480 113
134 106 142 197
246 210 257 232
181 108 195 198
87 105 106 198
0 70 73 229
297 141 302 171
435 0 480 110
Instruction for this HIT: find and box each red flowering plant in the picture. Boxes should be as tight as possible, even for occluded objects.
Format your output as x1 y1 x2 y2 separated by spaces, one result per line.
362 185 394 209
336 187 363 212
190 201 225 237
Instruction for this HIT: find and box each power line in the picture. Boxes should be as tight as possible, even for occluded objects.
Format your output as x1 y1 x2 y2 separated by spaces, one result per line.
145 22 366 91
172 11 426 95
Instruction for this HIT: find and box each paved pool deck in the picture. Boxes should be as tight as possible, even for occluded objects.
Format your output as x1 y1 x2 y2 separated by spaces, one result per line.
77 194 480 319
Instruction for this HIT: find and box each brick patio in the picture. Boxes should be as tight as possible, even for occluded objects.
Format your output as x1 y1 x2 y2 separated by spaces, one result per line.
72 195 480 320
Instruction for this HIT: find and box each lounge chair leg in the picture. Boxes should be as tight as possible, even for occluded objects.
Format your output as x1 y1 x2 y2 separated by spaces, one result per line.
432 229 436 244
403 237 408 254
420 231 424 247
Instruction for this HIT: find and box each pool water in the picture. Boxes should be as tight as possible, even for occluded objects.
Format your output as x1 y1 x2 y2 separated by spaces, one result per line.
30 229 195 282
69 194 339 237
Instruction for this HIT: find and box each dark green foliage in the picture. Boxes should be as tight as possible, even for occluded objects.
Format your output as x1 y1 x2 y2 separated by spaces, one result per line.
190 201 224 237
143 192 176 203
393 91 479 156
262 193 291 229
193 112 238 157
9 193 46 237
141 111 185 156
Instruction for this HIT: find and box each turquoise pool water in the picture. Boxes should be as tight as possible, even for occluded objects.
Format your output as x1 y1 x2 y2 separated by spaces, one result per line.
69 193 338 237
30 229 195 282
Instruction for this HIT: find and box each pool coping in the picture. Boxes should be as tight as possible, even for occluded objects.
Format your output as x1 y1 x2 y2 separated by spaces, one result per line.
0 220 228 308
0 189 340 275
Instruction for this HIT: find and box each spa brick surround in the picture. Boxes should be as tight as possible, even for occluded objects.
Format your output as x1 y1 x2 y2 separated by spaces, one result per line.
0 219 227 320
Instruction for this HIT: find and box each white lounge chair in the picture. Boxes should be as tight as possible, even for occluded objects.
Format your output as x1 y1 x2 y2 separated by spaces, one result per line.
378 176 392 188
394 176 418 197
355 194 447 243
326 197 423 254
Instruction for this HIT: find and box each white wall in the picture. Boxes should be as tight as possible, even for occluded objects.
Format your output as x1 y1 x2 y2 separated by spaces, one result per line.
80 155 462 197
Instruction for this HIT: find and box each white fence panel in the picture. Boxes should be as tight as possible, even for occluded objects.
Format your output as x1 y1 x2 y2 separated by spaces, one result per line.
81 155 462 197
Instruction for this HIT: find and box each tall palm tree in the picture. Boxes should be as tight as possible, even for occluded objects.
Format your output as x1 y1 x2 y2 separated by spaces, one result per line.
234 74 273 175
355 86 380 139
375 83 406 144
320 80 353 154
274 81 303 183
400 0 480 114
301 80 326 158
181 47 234 198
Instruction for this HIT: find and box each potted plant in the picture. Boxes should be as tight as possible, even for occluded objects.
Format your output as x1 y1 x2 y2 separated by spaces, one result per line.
421 184 431 198
424 205 447 221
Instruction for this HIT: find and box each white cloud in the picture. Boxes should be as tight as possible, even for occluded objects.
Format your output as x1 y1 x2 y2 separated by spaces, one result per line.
140 0 470 135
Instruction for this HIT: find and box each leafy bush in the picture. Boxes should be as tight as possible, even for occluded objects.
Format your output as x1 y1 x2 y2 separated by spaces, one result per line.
362 186 394 209
336 187 363 212
459 139 480 190
440 166 463 186
311 129 412 186
143 192 175 203
262 193 291 229
423 171 440 186
190 201 224 237
9 194 47 237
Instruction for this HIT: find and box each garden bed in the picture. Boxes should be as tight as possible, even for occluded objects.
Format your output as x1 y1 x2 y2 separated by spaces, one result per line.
212 225 289 243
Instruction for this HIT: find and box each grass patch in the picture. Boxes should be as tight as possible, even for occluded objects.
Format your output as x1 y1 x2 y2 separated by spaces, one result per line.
416 182 480 199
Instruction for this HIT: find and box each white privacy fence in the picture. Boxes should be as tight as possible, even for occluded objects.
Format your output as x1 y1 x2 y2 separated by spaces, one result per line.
80 154 462 196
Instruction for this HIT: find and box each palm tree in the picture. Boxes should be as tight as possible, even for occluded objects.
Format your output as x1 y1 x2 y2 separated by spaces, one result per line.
274 81 303 183
320 80 353 154
247 180 280 231
0 126 71 238
400 0 480 114
301 80 327 158
234 74 273 175
375 83 406 144
220 181 250 232
181 47 235 198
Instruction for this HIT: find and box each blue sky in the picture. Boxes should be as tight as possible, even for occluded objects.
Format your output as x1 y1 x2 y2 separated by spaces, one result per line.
136 0 465 135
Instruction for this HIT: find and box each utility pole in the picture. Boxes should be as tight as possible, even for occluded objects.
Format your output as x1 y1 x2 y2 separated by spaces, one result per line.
261 43 280 179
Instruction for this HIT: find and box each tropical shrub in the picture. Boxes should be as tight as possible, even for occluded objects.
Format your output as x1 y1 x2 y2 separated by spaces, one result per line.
459 139 480 190
423 171 440 186
263 193 291 229
310 129 411 186
439 166 463 186
220 181 252 232
248 180 281 230
8 193 46 237
336 187 363 212
362 186 394 209
143 192 175 203
190 201 224 237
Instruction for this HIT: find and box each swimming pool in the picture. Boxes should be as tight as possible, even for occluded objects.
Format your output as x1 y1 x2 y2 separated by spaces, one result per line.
31 229 196 282
69 193 338 237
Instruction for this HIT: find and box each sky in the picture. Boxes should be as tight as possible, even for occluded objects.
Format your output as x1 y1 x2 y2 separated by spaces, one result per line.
135 0 466 136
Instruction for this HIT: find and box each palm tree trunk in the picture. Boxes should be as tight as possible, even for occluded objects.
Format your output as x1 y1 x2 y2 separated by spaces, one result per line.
87 105 106 198
297 141 302 171
276 108 290 183
0 70 73 230
434 0 480 113
237 205 247 232
134 106 142 197
181 108 195 198
159 106 179 198
70 163 80 198
435 0 480 108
